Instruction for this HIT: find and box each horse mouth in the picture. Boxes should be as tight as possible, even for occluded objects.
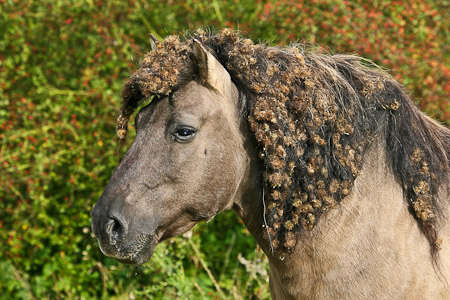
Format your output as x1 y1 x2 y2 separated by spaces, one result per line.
100 233 159 265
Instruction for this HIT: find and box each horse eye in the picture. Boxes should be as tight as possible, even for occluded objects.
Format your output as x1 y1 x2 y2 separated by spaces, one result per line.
173 126 196 142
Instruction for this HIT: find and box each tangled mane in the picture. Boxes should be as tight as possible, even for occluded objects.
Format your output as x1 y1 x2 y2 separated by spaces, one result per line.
118 29 450 257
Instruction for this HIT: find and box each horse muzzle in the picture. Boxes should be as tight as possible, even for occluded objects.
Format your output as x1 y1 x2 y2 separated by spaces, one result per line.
91 203 159 265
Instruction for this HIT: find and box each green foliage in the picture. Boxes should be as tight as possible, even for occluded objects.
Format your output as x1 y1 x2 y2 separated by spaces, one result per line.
0 0 448 299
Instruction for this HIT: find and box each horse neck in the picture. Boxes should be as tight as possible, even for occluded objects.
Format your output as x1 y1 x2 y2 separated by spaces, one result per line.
231 126 267 247
236 140 447 299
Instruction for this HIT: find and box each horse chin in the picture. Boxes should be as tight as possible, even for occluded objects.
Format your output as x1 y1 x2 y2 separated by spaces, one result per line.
103 234 159 265
116 243 156 265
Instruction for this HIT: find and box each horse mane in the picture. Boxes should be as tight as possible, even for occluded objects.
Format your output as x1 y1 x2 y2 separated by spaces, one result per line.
118 29 450 258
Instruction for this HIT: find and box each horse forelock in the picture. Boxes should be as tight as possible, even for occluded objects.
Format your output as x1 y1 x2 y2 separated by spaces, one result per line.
119 29 450 257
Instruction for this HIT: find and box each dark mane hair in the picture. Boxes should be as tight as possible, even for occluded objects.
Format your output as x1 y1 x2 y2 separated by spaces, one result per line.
118 29 450 258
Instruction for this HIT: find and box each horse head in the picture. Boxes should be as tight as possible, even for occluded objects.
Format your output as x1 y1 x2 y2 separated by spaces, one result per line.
91 40 256 264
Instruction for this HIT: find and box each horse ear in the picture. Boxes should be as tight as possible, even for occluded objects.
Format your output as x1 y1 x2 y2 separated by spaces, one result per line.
149 33 160 50
193 39 232 96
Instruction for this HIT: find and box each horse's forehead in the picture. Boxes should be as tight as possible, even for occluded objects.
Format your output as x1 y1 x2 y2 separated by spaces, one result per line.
175 81 210 98
138 82 217 124
172 81 218 111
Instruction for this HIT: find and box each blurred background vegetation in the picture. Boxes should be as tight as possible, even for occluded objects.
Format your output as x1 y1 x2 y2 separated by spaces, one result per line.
1 0 449 299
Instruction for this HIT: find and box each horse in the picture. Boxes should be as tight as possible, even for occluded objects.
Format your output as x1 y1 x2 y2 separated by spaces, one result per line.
91 29 450 299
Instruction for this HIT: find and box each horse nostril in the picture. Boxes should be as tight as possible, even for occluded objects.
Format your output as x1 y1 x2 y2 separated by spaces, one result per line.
106 216 127 245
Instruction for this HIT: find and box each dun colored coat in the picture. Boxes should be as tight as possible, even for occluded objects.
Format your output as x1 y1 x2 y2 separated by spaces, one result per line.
91 30 450 299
